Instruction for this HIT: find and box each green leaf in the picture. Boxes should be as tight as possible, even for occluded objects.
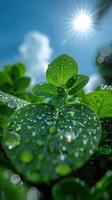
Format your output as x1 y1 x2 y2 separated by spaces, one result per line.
14 77 31 92
83 90 112 118
32 82 67 107
32 82 58 98
52 178 92 200
46 54 78 87
0 72 13 85
3 103 101 183
68 75 89 95
0 91 29 110
11 63 26 77
0 167 26 200
65 76 77 89
92 170 112 200
99 146 112 155
9 63 26 80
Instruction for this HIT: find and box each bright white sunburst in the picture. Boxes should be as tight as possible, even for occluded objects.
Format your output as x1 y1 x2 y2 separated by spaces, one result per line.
63 8 95 44
73 10 93 33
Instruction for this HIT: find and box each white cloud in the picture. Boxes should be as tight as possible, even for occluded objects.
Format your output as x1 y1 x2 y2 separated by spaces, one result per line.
18 31 53 83
85 73 103 92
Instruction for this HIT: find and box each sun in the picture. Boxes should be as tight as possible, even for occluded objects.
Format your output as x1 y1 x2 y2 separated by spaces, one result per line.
73 10 93 33
62 7 95 44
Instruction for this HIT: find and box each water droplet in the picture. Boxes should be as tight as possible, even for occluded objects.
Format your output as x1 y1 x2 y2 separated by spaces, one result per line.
38 153 45 160
80 148 84 152
65 132 74 142
87 129 93 135
27 187 41 200
4 134 21 149
74 152 79 157
48 126 57 134
32 132 36 136
68 111 75 118
60 154 65 161
27 125 32 130
83 138 88 145
20 150 34 164
7 101 17 109
89 149 93 155
36 140 45 147
36 116 42 120
56 164 71 175
46 121 54 126
10 174 21 184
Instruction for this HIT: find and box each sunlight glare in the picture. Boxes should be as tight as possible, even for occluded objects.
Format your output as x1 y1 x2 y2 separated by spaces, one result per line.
73 10 93 33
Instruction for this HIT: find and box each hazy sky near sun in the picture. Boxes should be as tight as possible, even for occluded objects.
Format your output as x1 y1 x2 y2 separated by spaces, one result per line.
0 0 112 82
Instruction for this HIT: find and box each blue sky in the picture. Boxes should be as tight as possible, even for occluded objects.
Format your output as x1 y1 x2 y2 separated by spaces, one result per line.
0 0 112 82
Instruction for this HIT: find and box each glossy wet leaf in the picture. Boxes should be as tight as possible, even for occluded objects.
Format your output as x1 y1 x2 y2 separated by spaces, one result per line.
32 82 58 98
92 170 112 200
3 103 101 183
83 90 112 118
0 167 26 200
46 54 78 87
68 75 89 95
32 83 66 107
0 91 29 110
52 178 92 200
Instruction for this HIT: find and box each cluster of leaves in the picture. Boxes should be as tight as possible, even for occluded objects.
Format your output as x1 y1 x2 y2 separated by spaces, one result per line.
0 55 112 200
0 63 31 133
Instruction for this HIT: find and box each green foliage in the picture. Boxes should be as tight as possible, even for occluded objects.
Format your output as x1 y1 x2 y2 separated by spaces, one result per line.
3 103 101 183
46 54 78 87
32 82 58 99
92 170 112 200
52 178 92 200
0 54 112 199
83 90 112 118
67 74 89 95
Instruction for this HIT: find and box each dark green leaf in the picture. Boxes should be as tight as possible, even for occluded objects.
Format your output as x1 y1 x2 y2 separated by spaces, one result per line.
52 178 92 200
10 63 26 80
99 146 112 155
92 170 112 200
3 103 101 183
46 54 78 87
14 77 31 92
0 72 13 85
65 76 77 89
68 75 89 95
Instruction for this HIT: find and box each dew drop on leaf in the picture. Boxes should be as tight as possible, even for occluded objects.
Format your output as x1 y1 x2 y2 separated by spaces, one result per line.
56 164 71 176
7 101 17 109
4 134 21 150
48 126 57 134
20 150 34 164
36 140 45 147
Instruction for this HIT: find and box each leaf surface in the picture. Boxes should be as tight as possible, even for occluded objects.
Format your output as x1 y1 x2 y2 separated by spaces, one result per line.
83 90 112 118
46 54 78 87
3 103 101 183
